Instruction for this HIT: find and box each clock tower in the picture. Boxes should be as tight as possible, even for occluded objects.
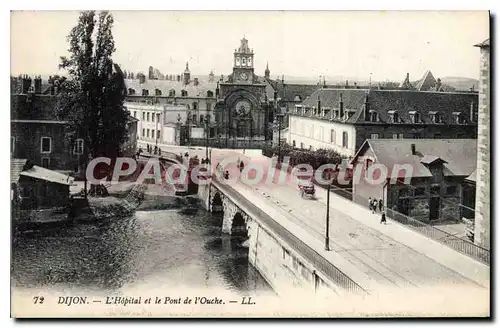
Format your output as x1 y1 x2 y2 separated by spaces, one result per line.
215 37 271 147
233 37 255 84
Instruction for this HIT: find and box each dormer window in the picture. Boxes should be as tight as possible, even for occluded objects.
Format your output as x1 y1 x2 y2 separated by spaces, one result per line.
169 89 176 97
430 111 444 124
207 90 214 97
409 111 420 123
128 88 136 95
388 110 399 123
181 90 188 97
142 89 149 96
155 88 162 96
369 110 378 122
453 112 465 124
294 95 302 102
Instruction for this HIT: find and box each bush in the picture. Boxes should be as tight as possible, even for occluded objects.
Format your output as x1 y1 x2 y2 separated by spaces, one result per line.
263 144 346 170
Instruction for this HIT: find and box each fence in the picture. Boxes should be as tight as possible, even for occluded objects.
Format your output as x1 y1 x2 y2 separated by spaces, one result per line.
326 187 490 265
212 176 367 295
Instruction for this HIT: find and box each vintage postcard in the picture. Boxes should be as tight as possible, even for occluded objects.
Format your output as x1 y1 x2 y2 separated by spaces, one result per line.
10 10 490 318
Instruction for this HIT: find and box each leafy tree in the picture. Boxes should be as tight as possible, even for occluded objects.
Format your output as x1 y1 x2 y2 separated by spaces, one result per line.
56 11 129 159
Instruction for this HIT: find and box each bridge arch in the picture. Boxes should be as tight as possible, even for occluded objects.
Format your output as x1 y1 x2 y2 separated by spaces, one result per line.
211 192 223 213
231 212 248 240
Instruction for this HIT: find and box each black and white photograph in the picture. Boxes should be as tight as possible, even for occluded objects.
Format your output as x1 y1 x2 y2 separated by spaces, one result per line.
9 10 491 318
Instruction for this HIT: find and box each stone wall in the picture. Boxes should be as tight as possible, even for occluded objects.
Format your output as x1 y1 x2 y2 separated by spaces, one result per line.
474 42 491 250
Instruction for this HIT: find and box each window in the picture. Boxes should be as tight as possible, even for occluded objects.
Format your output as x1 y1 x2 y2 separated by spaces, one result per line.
74 138 84 155
157 113 161 123
142 89 149 96
147 129 150 138
447 186 457 195
413 133 422 139
370 133 379 139
392 134 398 139
41 157 50 168
200 115 204 124
151 130 155 139
206 114 211 122
414 187 426 196
193 102 198 110
157 130 161 140
410 112 420 123
192 114 197 123
399 133 404 139
40 137 51 153
207 103 212 111
142 128 145 137
370 111 378 122
342 131 348 148
207 91 214 98
330 129 336 143
181 90 188 97
147 112 150 122
434 133 442 139
391 112 399 123
11 136 15 154
142 112 145 121
169 89 176 97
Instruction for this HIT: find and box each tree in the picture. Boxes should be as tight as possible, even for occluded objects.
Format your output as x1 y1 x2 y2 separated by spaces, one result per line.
57 11 129 160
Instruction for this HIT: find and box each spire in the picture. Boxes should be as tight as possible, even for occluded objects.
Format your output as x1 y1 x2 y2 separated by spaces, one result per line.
184 62 190 73
265 62 270 79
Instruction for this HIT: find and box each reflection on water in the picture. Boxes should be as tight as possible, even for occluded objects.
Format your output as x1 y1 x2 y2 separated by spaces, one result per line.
11 199 272 296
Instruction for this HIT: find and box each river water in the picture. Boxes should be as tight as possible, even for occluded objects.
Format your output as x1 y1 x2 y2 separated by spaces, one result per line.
11 198 273 297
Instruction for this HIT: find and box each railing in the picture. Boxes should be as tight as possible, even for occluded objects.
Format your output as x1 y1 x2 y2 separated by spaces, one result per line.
212 176 367 295
186 138 271 149
335 189 491 266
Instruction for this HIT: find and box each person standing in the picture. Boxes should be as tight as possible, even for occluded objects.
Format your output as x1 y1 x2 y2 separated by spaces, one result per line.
380 212 387 224
368 197 373 213
378 199 383 212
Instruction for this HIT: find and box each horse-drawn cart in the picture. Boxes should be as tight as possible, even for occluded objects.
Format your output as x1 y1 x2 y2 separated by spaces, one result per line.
298 180 315 199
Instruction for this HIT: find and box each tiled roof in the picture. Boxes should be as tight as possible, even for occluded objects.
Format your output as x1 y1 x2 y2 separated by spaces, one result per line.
356 139 477 178
264 78 322 102
466 168 477 182
414 70 437 91
11 158 27 184
293 88 478 126
20 165 74 185
11 94 58 120
124 78 217 98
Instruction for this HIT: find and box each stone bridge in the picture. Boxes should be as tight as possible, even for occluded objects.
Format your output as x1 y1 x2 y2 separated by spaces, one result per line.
198 179 369 297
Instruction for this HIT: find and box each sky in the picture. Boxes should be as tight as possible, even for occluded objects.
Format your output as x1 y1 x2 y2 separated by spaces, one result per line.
10 11 489 82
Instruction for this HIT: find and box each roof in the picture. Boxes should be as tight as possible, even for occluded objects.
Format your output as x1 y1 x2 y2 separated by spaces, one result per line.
20 165 74 185
264 78 322 102
465 168 477 183
294 88 479 125
124 78 217 98
414 70 437 91
420 155 447 165
11 158 27 184
353 139 477 178
11 94 59 120
474 39 490 48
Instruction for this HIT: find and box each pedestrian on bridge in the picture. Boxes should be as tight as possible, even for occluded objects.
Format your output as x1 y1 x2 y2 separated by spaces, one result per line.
224 170 230 180
380 212 387 224
368 197 373 213
378 198 383 212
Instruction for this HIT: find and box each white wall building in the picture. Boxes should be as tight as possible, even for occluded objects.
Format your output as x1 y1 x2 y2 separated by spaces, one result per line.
126 102 165 145
286 114 357 157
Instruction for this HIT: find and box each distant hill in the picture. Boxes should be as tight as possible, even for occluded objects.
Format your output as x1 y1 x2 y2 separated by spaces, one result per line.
440 77 479 91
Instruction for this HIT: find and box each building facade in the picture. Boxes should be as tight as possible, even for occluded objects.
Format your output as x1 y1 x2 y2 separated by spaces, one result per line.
214 37 271 144
287 88 479 158
473 39 490 250
351 139 477 222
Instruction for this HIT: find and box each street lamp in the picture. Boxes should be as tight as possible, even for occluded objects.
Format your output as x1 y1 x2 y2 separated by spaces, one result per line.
325 182 331 251
273 113 284 161
176 114 182 145
204 116 210 159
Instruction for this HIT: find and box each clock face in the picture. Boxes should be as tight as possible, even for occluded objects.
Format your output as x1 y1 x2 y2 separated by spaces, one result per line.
242 57 247 67
240 72 248 81
235 57 241 66
235 100 251 116
247 57 252 66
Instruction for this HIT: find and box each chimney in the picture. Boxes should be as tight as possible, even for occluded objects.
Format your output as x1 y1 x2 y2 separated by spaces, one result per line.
177 75 181 82
354 82 358 89
274 91 278 102
22 75 32 94
435 78 442 91
216 82 220 98
34 76 42 94
345 80 349 88
364 93 370 121
411 143 416 155
323 77 326 88
194 78 199 86
339 93 344 119
138 74 146 84
281 75 284 84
